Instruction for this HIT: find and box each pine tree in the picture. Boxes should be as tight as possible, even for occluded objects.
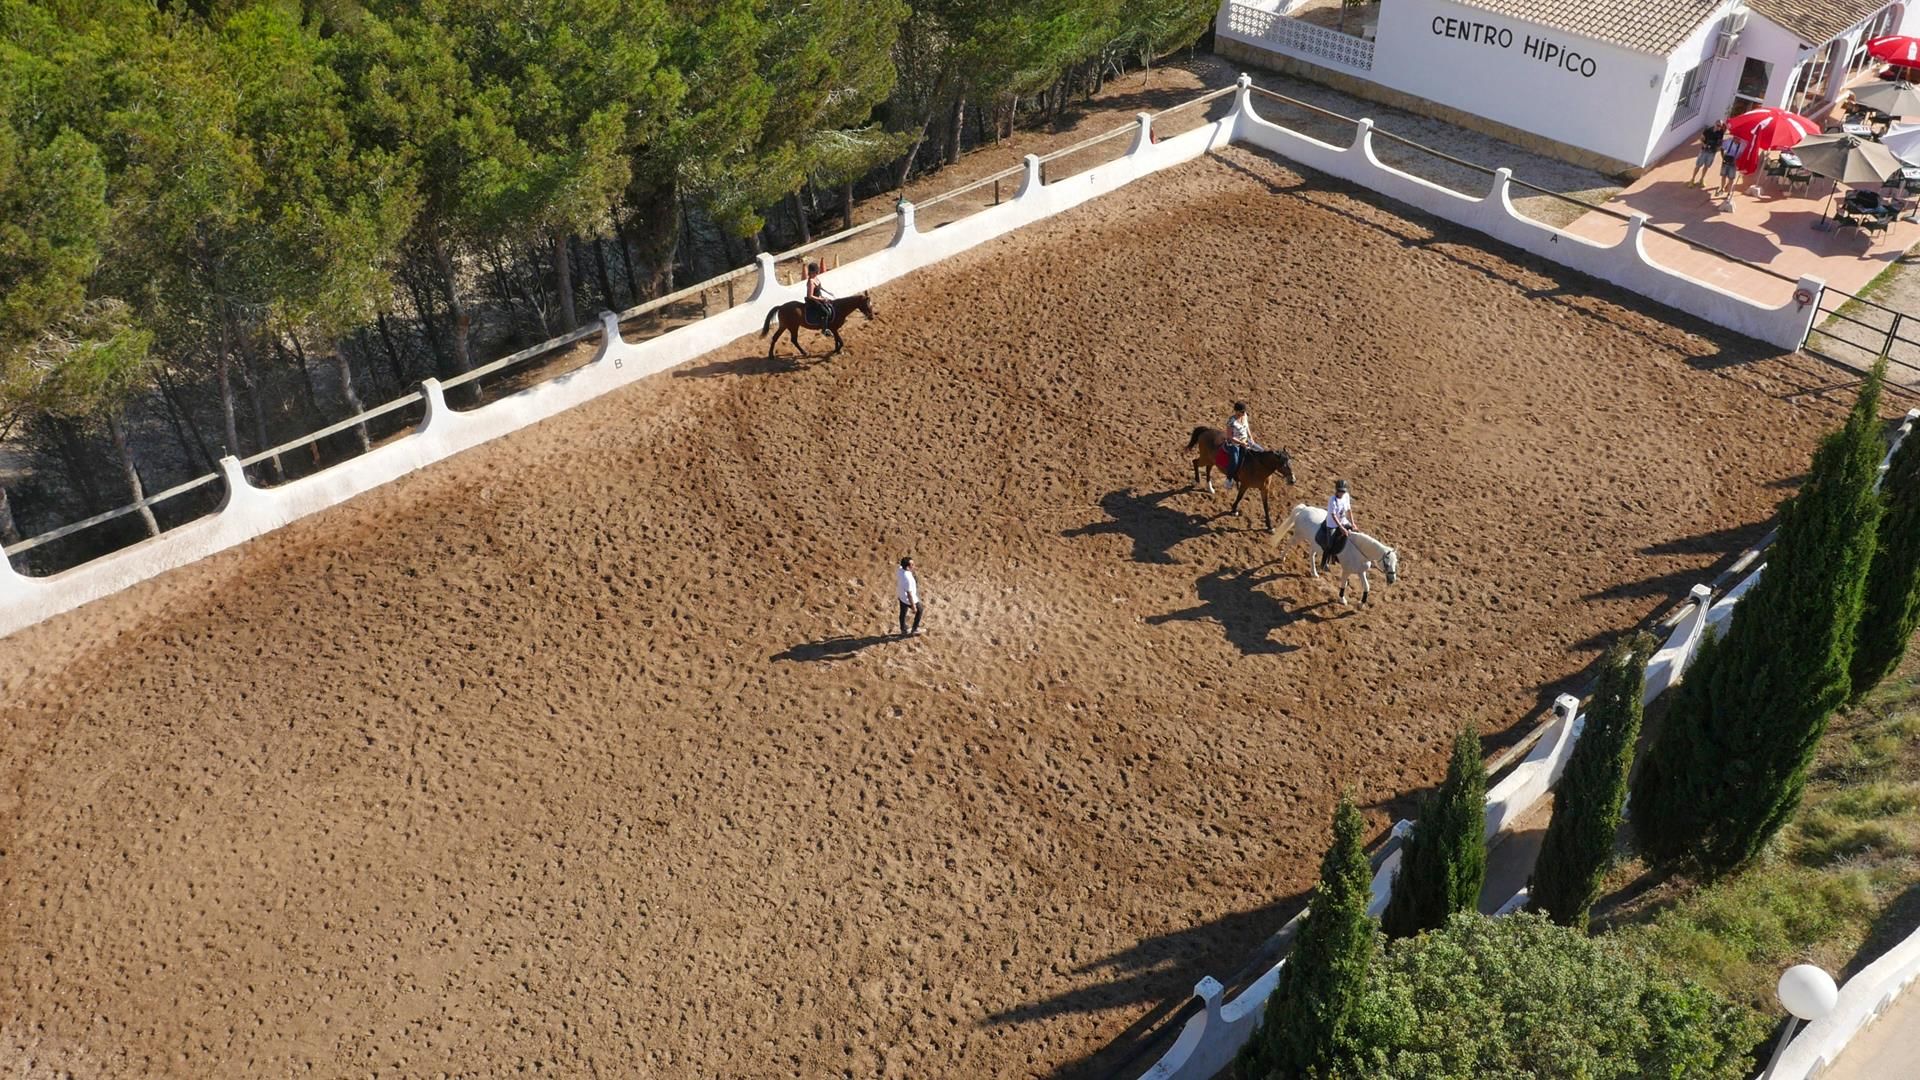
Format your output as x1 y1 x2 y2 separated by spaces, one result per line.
1528 633 1655 929
1851 406 1920 699
1380 728 1487 939
1239 795 1376 1080
1633 362 1887 873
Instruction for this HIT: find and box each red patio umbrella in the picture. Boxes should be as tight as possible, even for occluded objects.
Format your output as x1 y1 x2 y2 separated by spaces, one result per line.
1868 35 1920 67
1725 107 1820 174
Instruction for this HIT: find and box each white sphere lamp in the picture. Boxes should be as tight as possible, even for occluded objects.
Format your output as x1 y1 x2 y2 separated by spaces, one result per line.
1778 964 1838 1021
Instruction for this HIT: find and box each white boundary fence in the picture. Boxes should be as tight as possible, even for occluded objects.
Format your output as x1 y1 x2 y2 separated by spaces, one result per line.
0 97 1236 640
0 76 1834 643
1133 409 1920 1080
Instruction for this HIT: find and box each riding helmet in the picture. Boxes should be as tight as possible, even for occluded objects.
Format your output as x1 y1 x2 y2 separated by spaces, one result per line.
1335 479 1349 493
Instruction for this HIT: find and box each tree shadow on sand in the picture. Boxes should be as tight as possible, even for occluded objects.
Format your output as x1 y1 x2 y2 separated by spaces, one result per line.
770 633 898 662
1146 564 1313 655
1061 486 1215 564
981 887 1313 1080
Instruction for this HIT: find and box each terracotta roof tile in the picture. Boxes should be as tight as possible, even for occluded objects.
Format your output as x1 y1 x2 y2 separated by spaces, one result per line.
1747 0 1895 45
1445 0 1724 54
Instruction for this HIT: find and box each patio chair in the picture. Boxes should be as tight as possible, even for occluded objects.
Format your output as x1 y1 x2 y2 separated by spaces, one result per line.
1787 169 1814 195
1863 217 1894 244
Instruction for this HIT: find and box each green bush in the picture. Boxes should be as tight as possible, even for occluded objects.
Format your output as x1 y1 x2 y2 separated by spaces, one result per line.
1852 402 1920 700
1633 362 1887 873
1331 912 1762 1080
1239 795 1377 1080
1530 632 1656 929
1381 728 1487 938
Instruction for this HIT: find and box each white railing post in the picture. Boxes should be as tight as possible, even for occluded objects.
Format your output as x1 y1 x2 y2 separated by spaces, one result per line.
1553 693 1580 724
594 310 624 367
0 548 27 595
418 378 453 436
745 252 781 304
216 455 263 514
1233 72 1254 120
1128 111 1154 156
1352 116 1375 157
1015 154 1044 200
1487 167 1514 202
888 200 918 249
1789 275 1826 351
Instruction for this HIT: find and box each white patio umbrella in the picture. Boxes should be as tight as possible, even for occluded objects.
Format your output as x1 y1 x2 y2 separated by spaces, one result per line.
1883 122 1920 164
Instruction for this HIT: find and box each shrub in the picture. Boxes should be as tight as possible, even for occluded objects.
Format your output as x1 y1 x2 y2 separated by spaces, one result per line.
1381 728 1486 938
1852 402 1920 699
1633 362 1887 873
1530 632 1655 929
1239 795 1378 1079
1332 912 1763 1080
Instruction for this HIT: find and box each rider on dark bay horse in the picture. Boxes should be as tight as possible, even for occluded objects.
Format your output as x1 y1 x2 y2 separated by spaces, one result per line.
1224 401 1261 486
803 261 833 329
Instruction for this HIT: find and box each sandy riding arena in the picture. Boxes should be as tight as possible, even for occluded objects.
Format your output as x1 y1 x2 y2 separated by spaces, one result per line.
0 145 1858 1078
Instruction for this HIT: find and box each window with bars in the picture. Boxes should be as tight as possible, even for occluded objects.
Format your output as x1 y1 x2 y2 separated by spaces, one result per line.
1671 63 1708 128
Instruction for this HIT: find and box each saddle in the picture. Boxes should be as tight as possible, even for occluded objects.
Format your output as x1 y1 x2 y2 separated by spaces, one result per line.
1216 445 1244 479
802 298 833 329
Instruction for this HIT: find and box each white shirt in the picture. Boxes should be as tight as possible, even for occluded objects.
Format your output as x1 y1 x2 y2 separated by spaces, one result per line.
896 566 920 605
1228 414 1253 444
1326 493 1353 529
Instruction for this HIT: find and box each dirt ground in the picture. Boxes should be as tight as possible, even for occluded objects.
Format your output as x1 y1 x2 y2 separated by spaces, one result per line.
0 145 1863 1078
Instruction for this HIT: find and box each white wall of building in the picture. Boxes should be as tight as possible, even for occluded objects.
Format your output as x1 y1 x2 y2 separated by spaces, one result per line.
1369 0 1671 165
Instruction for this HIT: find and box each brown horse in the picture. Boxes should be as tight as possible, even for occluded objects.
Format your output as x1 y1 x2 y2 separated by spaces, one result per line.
1184 426 1297 532
761 293 875 358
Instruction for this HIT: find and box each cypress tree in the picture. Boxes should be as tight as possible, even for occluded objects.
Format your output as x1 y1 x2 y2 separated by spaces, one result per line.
1381 728 1487 939
1528 632 1655 929
1851 408 1920 699
1240 795 1376 1080
1632 362 1886 873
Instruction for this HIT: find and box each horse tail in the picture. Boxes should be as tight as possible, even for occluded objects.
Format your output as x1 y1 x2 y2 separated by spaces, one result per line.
1184 426 1209 452
760 305 778 337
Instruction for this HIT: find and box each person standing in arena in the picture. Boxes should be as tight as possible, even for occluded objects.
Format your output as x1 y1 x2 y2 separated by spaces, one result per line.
896 556 925 637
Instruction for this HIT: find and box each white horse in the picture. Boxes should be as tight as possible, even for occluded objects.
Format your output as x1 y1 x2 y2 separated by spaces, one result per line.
1282 505 1401 605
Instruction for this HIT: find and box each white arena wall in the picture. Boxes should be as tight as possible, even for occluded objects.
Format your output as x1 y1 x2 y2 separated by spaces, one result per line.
0 105 1234 641
0 77 1830 643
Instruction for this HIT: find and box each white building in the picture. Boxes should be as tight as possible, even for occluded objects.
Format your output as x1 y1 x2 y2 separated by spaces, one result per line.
1215 0 1913 173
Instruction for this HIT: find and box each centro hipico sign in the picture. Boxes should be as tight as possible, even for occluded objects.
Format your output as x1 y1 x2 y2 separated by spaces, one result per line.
1430 15 1600 78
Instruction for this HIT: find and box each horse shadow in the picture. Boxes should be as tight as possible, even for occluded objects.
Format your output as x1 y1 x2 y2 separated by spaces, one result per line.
1146 565 1304 655
1061 487 1212 564
673 353 810 380
770 633 897 662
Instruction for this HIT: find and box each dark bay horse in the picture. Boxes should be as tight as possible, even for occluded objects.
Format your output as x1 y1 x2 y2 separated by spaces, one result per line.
761 293 875 358
1184 426 1296 532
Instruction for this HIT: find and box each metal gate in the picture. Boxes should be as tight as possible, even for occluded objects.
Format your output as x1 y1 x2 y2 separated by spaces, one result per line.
1803 286 1920 381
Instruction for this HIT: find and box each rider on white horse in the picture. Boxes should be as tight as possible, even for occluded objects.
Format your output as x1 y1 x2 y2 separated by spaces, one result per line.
1319 479 1354 571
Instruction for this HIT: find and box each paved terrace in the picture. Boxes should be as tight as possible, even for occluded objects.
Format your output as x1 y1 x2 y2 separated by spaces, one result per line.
1562 146 1920 305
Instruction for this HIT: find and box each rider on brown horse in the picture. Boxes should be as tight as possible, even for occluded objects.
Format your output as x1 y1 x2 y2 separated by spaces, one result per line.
1224 401 1261 486
804 261 833 329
